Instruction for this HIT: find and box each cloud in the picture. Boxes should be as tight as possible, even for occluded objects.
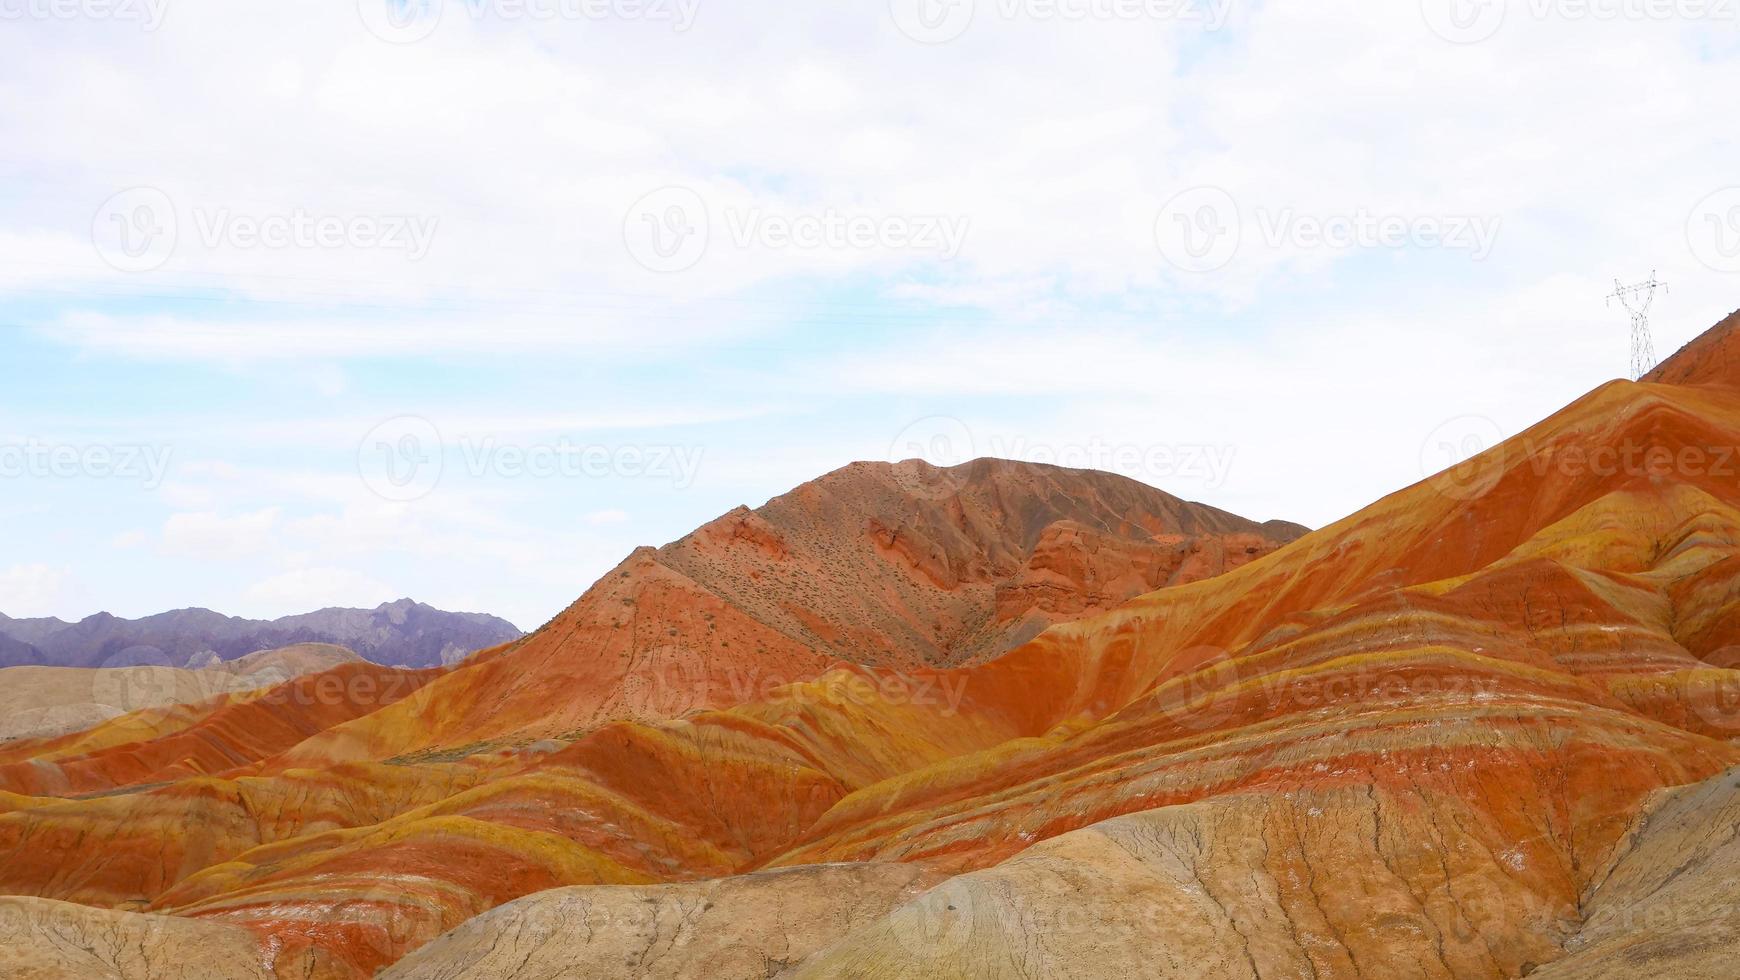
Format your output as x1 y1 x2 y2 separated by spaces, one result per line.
161 508 281 560
0 564 71 618
241 567 397 616
111 530 149 549
4 1 1738 628
5 2 1733 367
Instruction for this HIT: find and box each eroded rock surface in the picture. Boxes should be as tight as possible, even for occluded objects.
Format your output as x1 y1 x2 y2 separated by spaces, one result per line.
1530 764 1740 979
379 862 947 980
0 895 317 979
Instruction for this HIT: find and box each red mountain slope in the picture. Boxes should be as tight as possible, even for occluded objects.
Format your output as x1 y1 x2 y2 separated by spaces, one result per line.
10 313 1740 978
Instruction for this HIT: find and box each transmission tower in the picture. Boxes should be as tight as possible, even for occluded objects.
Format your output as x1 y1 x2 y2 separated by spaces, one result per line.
1607 272 1668 381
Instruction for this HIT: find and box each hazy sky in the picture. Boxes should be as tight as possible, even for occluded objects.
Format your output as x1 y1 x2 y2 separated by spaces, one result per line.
2 0 1737 629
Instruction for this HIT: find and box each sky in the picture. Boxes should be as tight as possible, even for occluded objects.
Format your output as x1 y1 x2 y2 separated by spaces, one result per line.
1 0 1737 630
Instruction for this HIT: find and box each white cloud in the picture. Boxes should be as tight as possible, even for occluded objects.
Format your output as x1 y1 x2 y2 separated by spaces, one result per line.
4 2 1738 626
5 4 1731 364
111 530 149 549
241 567 396 616
161 508 281 560
0 564 71 618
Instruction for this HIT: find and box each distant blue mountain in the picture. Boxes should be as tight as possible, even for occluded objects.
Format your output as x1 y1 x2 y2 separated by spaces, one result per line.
0 599 522 670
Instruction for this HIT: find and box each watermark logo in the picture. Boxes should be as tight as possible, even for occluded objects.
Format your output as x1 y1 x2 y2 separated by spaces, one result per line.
1444 883 1565 945
1154 186 1241 273
93 188 439 272
1255 208 1501 260
90 646 180 714
889 0 975 42
190 207 439 260
1156 189 1503 272
0 897 27 940
1689 187 1740 274
1151 645 1244 731
891 0 1233 43
306 884 430 971
888 878 979 957
622 186 970 272
0 0 168 29
1420 0 1507 42
93 187 177 273
357 0 443 42
723 208 969 258
1516 438 1740 482
87 646 200 744
0 440 173 488
357 0 702 43
616 646 711 718
359 416 445 503
1424 0 1740 42
1690 661 1740 732
887 416 1238 489
589 653 974 722
1420 414 1507 501
890 415 978 469
722 664 973 716
457 438 705 487
258 669 420 711
358 416 706 501
887 416 977 501
623 186 710 273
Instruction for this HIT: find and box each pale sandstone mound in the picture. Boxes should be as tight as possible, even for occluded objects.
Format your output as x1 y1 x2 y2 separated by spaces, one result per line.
1530 763 1740 979
0 643 363 744
378 862 947 980
0 894 317 979
787 786 1574 979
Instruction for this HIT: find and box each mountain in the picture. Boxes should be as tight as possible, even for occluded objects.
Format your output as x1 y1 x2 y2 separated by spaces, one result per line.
11 303 1740 980
0 599 523 670
371 311 1740 978
1642 307 1740 386
0 643 366 744
261 459 1307 766
0 459 1304 975
0 630 43 667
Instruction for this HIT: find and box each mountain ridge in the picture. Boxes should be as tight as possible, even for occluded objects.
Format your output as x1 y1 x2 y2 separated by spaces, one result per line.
257 457 1309 769
0 599 522 670
16 316 1740 979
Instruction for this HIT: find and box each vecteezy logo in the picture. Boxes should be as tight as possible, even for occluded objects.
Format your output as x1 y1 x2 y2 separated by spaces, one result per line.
0 897 24 941
889 416 976 468
1690 658 1740 733
1420 0 1506 43
623 186 709 273
1688 188 1740 274
618 646 711 719
90 646 189 743
357 0 444 43
1420 414 1507 501
1154 186 1240 273
358 416 444 502
888 878 978 959
887 416 976 500
889 0 974 43
92 187 177 273
1151 645 1244 732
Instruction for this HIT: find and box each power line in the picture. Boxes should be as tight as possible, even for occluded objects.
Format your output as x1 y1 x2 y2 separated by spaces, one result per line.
1607 272 1667 381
